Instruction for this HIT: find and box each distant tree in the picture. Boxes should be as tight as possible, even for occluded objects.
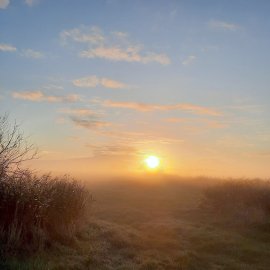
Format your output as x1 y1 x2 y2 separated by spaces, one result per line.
0 114 37 177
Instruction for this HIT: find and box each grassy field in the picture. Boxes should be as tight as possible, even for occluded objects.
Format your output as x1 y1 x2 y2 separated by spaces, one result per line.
2 175 270 269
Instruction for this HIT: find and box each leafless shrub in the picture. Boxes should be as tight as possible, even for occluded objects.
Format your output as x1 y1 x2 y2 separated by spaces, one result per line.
0 115 93 253
0 114 37 177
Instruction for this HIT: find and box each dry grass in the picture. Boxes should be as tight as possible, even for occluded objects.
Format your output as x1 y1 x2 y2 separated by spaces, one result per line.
201 179 270 225
0 169 92 255
3 176 270 269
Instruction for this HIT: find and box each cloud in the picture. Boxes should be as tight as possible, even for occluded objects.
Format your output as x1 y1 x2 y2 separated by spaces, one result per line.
182 55 196 66
21 49 44 59
0 0 9 9
208 20 240 31
166 118 187 123
102 100 221 116
102 100 156 111
98 129 184 146
165 117 227 129
25 0 39 6
80 46 171 65
86 143 137 156
43 84 64 90
59 106 109 130
73 76 99 88
61 25 170 65
61 26 104 44
0 43 17 52
59 108 96 116
58 108 112 129
12 91 80 103
100 78 127 89
72 75 128 89
70 116 110 129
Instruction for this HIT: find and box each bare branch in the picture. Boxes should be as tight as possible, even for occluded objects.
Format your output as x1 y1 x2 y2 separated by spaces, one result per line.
0 114 38 177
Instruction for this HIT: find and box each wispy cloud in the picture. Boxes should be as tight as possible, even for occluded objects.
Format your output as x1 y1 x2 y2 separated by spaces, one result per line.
59 108 96 116
98 129 184 146
21 49 45 59
208 20 240 31
182 55 196 66
73 76 99 88
43 84 64 90
102 100 221 116
100 78 127 89
59 106 109 130
70 116 110 129
61 25 170 65
165 117 227 129
61 26 104 44
86 143 137 156
0 43 17 52
0 0 9 9
72 75 128 89
165 118 187 123
12 91 80 103
24 0 39 7
80 46 171 65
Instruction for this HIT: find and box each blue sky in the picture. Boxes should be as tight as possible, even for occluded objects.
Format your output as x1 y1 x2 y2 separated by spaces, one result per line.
1 0 270 177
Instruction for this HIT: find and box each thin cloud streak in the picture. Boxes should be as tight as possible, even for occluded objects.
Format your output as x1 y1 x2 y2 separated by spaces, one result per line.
86 143 137 157
70 116 111 129
80 46 171 65
73 75 128 89
59 108 97 116
0 43 17 52
208 20 240 31
102 100 221 116
24 0 39 6
43 84 64 90
182 55 196 66
165 117 228 129
21 49 45 59
12 91 80 103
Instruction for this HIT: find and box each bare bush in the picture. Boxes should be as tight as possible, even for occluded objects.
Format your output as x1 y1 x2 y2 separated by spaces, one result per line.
0 114 37 177
0 115 93 253
0 171 92 252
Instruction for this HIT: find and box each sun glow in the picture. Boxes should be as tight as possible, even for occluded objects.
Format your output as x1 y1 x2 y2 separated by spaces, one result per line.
144 155 160 169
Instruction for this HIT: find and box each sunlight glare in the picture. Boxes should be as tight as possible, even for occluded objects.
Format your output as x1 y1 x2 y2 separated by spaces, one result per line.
144 155 160 169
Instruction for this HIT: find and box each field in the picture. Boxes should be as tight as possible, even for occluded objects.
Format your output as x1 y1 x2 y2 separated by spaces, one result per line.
2 175 270 270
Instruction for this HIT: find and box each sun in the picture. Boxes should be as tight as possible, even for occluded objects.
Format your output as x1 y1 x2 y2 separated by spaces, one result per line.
144 155 160 169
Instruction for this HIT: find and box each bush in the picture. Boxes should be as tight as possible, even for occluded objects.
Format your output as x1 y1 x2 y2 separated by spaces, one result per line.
0 115 92 254
0 114 37 178
201 180 270 224
0 170 92 253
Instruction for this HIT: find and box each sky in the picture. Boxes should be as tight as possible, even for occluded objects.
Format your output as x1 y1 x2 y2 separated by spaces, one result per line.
1 0 270 178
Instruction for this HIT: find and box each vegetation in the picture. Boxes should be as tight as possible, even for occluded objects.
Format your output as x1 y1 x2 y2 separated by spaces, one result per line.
2 115 270 269
201 179 270 225
0 115 91 258
0 114 37 177
2 173 270 269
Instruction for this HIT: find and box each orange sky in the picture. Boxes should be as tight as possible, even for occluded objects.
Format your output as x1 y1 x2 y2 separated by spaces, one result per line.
1 1 270 179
